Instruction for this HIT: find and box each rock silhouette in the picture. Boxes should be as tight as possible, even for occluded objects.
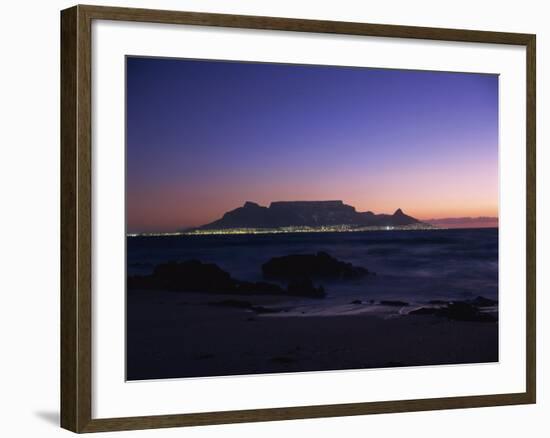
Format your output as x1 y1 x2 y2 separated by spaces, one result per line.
409 298 497 322
287 277 325 298
380 300 409 307
262 251 369 280
128 260 326 298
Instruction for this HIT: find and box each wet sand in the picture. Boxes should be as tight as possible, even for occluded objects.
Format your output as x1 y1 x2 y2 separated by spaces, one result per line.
127 289 498 380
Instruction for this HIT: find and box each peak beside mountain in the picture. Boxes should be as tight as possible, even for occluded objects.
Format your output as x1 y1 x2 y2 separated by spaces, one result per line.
199 200 421 230
389 208 419 225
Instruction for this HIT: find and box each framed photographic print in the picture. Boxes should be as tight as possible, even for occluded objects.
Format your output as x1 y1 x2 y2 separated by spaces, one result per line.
60 4 536 433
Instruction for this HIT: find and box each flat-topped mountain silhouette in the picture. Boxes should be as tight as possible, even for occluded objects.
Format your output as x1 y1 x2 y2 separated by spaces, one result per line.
198 200 421 230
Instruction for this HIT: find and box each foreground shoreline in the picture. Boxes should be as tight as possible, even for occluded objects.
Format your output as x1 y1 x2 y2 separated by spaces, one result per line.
127 289 498 381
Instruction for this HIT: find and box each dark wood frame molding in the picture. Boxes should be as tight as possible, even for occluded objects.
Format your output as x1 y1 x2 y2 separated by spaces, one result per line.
61 4 536 433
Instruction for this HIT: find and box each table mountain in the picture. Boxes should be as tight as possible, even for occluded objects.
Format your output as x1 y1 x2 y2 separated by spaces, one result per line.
198 200 421 229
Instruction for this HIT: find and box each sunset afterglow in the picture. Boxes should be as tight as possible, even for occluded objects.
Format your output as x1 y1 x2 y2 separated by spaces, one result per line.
126 57 498 233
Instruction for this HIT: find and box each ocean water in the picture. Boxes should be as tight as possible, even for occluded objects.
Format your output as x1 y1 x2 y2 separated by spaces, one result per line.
127 228 498 315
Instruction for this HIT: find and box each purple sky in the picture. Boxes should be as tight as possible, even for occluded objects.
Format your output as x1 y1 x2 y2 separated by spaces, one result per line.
126 57 498 233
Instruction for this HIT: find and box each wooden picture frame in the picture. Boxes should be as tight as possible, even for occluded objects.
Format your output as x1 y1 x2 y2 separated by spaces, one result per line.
61 4 536 433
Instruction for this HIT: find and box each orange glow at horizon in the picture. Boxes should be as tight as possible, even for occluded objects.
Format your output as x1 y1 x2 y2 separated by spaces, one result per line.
127 148 499 232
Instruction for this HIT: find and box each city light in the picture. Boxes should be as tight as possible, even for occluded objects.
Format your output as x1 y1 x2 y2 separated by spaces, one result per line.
128 222 441 238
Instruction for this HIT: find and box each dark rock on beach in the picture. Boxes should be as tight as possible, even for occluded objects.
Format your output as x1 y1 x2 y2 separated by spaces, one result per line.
128 260 325 298
148 260 235 292
467 296 498 307
443 302 496 322
380 300 409 307
409 298 497 322
262 251 369 280
287 277 325 298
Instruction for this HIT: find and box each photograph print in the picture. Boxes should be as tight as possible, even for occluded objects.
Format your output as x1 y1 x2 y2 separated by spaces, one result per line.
126 57 499 381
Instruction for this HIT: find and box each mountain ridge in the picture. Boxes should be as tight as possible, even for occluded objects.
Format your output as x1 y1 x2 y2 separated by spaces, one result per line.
198 200 422 230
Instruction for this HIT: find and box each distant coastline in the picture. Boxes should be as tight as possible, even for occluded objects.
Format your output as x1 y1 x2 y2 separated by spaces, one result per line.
126 223 499 238
424 216 498 229
127 222 439 237
127 199 497 237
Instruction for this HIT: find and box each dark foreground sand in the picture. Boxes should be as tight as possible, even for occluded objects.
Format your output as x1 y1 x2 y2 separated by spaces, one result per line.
127 290 498 380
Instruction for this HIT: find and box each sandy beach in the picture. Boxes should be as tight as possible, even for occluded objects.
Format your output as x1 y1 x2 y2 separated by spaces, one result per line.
127 289 498 380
